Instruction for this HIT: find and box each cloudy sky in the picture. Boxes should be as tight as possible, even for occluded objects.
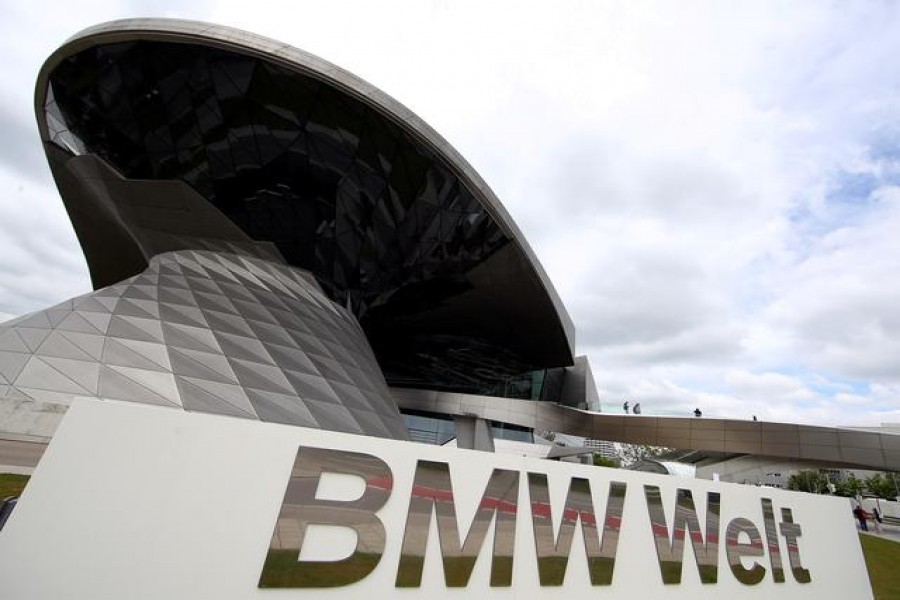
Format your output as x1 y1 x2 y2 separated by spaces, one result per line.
1 1 899 426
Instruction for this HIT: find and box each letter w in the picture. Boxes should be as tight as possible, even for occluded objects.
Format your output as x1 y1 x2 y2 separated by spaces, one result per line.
643 486 720 584
396 460 519 587
528 473 626 585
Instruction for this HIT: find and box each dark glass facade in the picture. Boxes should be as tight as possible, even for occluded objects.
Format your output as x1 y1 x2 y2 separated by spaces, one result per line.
402 409 533 445
42 39 573 399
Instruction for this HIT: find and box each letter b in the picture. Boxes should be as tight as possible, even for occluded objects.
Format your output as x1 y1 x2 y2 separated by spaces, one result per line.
259 445 393 588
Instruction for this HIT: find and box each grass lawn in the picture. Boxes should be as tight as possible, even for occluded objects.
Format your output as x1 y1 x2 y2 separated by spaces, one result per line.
860 534 900 600
0 473 29 498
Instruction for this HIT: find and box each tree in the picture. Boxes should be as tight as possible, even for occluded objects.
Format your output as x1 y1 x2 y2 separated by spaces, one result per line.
786 470 829 494
834 474 866 498
615 443 670 467
864 473 900 499
592 454 620 469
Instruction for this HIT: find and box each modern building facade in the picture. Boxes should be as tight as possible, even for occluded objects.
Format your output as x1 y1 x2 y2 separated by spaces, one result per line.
0 18 597 450
1 19 899 475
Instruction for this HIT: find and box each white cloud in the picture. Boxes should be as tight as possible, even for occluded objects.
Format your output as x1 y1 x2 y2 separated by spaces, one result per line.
0 0 899 426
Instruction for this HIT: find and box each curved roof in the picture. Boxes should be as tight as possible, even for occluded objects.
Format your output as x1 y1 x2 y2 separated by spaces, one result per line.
35 19 574 396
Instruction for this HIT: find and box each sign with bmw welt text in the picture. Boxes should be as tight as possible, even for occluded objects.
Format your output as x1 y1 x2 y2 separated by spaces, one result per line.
0 399 872 599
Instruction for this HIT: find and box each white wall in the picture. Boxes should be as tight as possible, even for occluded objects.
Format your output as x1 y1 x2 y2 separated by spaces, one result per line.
0 399 873 600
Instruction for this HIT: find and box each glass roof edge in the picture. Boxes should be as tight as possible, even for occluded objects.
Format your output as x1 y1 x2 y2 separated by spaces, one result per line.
33 18 576 359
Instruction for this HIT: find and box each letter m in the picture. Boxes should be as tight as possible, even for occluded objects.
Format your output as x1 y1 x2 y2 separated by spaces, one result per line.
396 460 519 587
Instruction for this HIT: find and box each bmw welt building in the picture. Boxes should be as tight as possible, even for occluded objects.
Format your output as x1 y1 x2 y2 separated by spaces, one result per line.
0 19 881 599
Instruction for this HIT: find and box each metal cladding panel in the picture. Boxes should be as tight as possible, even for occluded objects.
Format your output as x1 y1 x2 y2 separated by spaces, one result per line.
0 250 407 440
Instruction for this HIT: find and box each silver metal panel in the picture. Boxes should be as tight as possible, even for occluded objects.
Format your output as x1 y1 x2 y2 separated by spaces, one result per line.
396 388 900 470
0 250 408 440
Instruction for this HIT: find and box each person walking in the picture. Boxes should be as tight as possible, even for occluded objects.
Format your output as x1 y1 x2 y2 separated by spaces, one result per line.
853 505 868 531
623 401 629 414
633 403 642 415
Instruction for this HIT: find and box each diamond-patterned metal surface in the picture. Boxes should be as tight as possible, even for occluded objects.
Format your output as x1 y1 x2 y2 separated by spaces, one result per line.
0 250 408 440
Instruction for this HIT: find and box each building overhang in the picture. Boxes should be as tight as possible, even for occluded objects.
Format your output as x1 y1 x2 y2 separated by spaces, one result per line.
34 18 576 395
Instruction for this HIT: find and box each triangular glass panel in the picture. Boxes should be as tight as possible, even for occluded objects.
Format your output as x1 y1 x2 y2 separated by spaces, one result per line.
121 284 157 301
303 399 363 435
162 322 222 353
46 310 70 328
193 291 239 315
244 388 316 427
78 312 112 334
116 298 161 319
112 338 173 371
59 331 105 361
0 330 30 353
326 380 372 411
159 302 208 328
246 320 297 348
193 255 239 283
282 369 341 404
177 375 257 417
0 351 31 382
94 296 120 313
35 331 97 362
41 356 101 394
217 281 258 303
56 311 106 335
169 347 238 384
102 338 170 373
263 342 318 375
158 285 196 306
213 331 274 365
227 358 294 395
202 310 256 337
158 274 191 291
16 311 53 329
14 356 91 394
176 376 254 418
16 327 52 352
108 315 165 344
184 274 225 296
98 365 179 407
108 365 181 405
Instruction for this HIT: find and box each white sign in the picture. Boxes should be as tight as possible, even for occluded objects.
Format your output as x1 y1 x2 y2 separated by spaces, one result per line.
0 400 873 599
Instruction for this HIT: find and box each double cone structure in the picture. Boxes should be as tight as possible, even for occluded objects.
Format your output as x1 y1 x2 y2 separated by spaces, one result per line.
0 19 589 442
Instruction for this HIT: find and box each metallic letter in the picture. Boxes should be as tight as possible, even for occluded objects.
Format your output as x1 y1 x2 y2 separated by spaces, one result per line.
725 517 766 585
528 473 626 586
761 498 785 582
779 508 812 583
259 446 392 588
644 486 720 584
395 460 519 587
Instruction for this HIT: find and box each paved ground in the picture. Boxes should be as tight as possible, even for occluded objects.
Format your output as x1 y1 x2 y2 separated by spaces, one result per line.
859 520 900 543
0 438 47 476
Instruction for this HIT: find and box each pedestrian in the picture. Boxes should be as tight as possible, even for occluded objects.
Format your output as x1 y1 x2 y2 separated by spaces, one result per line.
623 401 629 414
693 408 702 417
853 505 868 531
633 403 642 415
752 415 757 421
